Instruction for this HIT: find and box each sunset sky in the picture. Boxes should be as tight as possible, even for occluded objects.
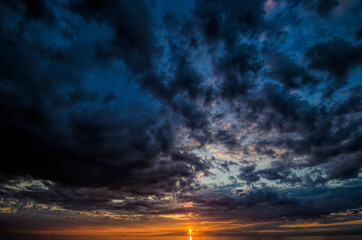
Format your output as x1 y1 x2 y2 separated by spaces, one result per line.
1 0 362 237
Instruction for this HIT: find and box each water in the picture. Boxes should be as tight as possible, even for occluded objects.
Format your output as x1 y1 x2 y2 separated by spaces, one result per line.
0 235 361 240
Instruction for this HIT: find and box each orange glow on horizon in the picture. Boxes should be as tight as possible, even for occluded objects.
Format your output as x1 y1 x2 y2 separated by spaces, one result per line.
3 215 361 237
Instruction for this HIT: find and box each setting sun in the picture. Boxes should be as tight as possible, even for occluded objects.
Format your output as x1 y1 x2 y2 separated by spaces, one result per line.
189 229 192 234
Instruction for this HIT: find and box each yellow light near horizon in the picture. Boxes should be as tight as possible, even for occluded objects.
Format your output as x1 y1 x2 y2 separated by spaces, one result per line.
189 229 192 234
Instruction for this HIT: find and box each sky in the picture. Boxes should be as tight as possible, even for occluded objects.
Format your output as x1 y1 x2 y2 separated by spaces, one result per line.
0 0 362 237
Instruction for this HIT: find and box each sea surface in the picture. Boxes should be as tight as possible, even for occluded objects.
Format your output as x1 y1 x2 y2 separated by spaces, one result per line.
0 235 361 240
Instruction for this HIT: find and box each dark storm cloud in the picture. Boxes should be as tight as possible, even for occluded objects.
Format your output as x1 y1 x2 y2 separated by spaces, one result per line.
214 129 239 150
238 159 303 186
193 0 266 45
238 164 260 184
70 1 213 137
183 182 362 222
0 91 208 192
166 43 210 100
219 160 238 172
306 38 362 80
0 0 209 201
241 83 319 133
236 81 361 184
69 0 161 73
305 38 362 94
216 43 262 100
23 0 55 23
266 52 317 90
302 0 340 17
356 28 362 41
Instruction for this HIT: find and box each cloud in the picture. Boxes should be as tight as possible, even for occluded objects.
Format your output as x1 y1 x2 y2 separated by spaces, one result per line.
266 51 317 89
302 0 340 17
0 0 362 235
193 0 266 45
0 0 209 201
305 38 362 95
184 182 362 222
69 0 161 73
